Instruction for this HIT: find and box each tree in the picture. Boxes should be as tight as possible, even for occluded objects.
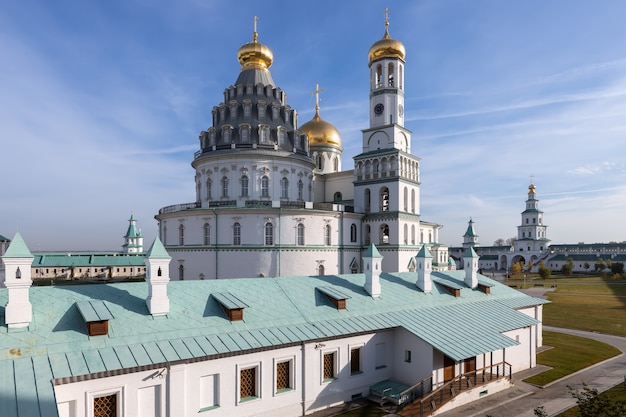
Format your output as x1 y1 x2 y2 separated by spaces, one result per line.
533 406 548 417
506 237 516 246
562 258 573 275
511 261 523 278
610 262 624 274
595 258 606 272
568 383 626 416
538 261 551 279
583 262 590 273
494 238 505 246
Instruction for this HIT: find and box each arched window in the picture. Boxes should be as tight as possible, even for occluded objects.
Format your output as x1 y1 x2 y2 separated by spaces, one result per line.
233 222 241 245
376 64 382 88
364 189 371 213
333 157 339 172
178 224 185 246
240 125 250 142
316 154 324 170
206 179 212 200
318 264 325 276
380 224 389 244
261 175 269 198
203 223 210 246
221 177 229 198
297 223 305 246
298 180 304 200
265 223 274 246
411 225 415 244
350 262 358 274
411 189 415 213
324 224 331 246
241 175 249 197
334 192 342 202
365 225 371 245
281 177 289 199
388 62 395 86
403 187 408 212
380 187 390 212
178 264 184 280
399 64 403 89
222 126 231 143
403 224 408 244
350 223 357 242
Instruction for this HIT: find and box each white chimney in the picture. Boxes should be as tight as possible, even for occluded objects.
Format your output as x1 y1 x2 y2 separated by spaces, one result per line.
416 245 432 293
144 237 171 316
3 233 34 328
464 247 479 289
363 244 383 297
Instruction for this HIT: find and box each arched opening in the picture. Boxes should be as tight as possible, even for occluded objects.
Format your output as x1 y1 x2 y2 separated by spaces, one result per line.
364 189 371 213
380 187 390 212
380 224 389 244
388 62 395 87
334 192 342 202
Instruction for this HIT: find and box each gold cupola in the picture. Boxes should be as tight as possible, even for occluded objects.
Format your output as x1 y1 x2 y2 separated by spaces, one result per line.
368 10 406 64
237 16 274 70
300 83 343 150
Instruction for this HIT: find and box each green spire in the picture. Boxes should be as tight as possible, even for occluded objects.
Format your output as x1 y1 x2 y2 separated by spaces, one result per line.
146 237 170 259
3 232 33 258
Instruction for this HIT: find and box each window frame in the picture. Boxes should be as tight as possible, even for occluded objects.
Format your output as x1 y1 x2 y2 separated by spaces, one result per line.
274 356 295 395
233 222 241 246
321 349 338 383
89 387 123 417
237 363 261 403
349 344 364 376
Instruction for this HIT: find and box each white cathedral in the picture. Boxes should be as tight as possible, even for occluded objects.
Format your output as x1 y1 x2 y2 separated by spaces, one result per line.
155 16 449 280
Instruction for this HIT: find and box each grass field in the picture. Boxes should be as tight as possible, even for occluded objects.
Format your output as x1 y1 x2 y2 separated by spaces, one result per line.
556 383 626 416
523 331 621 386
506 276 626 336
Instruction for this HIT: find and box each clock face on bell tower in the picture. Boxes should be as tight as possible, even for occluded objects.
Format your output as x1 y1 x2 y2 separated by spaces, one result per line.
374 103 384 115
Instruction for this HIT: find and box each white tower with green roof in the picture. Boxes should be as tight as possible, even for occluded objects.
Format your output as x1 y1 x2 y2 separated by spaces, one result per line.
122 213 144 254
2 232 34 328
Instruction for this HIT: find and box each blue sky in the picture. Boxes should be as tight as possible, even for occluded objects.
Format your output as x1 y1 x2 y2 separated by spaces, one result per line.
2 0 626 251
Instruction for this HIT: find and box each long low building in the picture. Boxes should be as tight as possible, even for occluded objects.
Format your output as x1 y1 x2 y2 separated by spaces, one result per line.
1 233 547 417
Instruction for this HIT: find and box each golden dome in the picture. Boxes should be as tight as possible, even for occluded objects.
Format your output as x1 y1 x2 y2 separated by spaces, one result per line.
301 83 342 149
237 17 273 70
301 109 343 149
368 22 406 63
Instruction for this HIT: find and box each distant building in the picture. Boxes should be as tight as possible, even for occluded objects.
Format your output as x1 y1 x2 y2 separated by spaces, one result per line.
0 233 547 417
450 183 626 273
29 214 146 281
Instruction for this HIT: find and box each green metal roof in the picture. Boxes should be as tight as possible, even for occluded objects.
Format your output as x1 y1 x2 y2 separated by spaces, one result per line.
2 233 33 259
32 253 145 267
145 238 170 259
75 300 114 323
0 270 545 417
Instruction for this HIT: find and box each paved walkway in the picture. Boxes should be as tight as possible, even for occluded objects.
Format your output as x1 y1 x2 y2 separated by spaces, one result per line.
435 326 626 417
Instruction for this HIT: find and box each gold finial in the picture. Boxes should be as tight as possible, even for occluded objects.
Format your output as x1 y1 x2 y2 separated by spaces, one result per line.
311 82 324 119
253 16 258 42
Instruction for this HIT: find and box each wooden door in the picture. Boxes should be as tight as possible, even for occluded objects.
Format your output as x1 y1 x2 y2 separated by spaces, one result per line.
463 357 476 373
443 355 455 382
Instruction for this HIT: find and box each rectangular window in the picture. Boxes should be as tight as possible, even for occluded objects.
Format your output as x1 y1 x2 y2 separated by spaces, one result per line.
93 393 117 417
240 367 257 401
404 350 411 363
323 352 336 381
276 360 292 392
199 374 219 411
350 347 362 375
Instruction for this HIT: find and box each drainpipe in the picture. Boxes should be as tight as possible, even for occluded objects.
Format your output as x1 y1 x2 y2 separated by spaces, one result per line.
339 211 344 273
212 209 218 279
301 341 306 416
278 207 282 277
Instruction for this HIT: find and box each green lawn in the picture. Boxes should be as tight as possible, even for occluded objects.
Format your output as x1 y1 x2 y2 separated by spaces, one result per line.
556 383 626 416
523 332 621 386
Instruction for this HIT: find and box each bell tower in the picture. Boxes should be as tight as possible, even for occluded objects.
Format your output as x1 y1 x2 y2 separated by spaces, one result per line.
353 9 428 274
